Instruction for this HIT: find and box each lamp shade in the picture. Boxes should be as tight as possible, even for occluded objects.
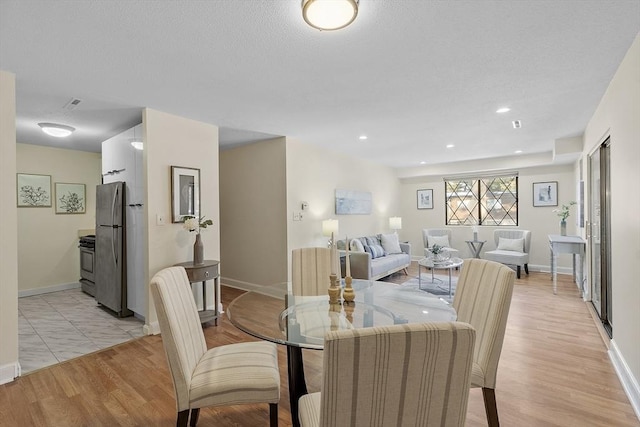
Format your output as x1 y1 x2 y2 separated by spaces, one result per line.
322 219 339 237
302 0 359 31
389 216 402 230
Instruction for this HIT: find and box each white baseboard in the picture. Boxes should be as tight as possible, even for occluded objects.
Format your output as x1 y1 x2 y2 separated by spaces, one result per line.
0 361 21 385
18 282 81 298
221 277 286 299
144 321 160 336
609 340 640 421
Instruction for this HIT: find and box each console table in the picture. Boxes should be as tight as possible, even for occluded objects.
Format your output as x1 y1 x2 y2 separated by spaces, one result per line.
465 240 486 258
548 235 586 295
174 260 221 325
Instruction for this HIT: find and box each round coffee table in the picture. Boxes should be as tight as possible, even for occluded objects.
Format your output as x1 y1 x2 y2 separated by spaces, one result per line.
418 257 464 298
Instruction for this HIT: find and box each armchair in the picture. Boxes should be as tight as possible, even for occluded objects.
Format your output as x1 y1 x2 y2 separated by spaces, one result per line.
484 229 531 279
422 228 460 258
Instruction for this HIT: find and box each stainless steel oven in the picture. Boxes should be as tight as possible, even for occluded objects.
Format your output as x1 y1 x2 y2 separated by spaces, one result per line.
79 235 96 296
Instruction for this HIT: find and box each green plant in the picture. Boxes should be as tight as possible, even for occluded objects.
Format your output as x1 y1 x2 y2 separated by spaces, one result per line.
553 201 577 221
430 244 443 255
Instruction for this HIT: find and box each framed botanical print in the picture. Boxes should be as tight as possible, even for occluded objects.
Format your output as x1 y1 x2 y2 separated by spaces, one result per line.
17 173 52 207
533 181 558 207
417 189 433 209
55 183 86 214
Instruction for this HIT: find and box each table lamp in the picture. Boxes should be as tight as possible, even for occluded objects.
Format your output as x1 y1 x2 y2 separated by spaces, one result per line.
322 219 339 247
389 216 402 234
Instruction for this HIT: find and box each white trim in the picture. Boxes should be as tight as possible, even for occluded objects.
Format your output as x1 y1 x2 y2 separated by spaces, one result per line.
609 340 640 421
18 282 80 298
0 361 21 385
144 321 160 336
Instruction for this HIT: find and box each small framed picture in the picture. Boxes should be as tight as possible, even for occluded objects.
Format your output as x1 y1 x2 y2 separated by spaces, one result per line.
17 173 52 207
55 183 86 214
533 181 558 207
417 189 433 210
171 166 200 223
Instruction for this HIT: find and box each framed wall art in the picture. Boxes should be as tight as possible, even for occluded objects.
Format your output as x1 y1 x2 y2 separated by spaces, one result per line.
17 173 52 207
55 183 86 214
533 181 558 207
417 189 433 209
171 166 200 223
335 189 372 215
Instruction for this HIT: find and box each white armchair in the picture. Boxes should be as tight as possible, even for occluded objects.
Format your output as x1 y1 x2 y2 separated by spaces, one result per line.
484 229 531 279
422 228 460 259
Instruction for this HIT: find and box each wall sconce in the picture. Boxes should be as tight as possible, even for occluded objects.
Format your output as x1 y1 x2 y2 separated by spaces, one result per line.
322 219 339 246
389 216 402 233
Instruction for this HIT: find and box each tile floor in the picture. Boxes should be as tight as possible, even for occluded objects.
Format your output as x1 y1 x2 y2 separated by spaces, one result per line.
19 287 145 374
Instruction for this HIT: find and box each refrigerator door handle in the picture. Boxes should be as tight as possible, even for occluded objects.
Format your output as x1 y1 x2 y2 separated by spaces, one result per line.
112 185 119 225
112 227 118 265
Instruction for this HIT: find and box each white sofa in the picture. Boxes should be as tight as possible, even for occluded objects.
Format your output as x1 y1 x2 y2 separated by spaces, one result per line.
337 234 411 280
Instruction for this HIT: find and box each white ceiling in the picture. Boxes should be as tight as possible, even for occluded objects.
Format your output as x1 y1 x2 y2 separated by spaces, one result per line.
1 1 638 170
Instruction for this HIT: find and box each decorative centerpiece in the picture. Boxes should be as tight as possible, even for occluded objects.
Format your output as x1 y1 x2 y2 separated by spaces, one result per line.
429 244 450 264
182 215 213 265
553 201 576 236
328 232 342 304
343 236 355 304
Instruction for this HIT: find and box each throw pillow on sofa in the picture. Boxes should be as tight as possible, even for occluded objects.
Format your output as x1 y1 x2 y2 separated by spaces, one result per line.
350 238 365 252
380 233 402 254
364 244 385 259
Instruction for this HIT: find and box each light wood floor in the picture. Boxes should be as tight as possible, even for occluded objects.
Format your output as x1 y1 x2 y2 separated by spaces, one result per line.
1 264 638 426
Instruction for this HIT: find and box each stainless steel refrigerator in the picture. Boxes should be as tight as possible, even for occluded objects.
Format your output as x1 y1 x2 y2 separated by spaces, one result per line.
95 181 132 317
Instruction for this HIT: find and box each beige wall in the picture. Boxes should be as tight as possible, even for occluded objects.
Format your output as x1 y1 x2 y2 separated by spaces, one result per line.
286 139 402 278
583 34 640 395
143 108 219 329
0 70 19 382
400 163 577 270
219 138 288 289
16 144 101 293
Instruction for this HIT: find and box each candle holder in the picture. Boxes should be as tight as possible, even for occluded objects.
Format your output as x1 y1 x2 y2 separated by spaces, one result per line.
343 301 355 324
343 276 355 304
328 273 341 304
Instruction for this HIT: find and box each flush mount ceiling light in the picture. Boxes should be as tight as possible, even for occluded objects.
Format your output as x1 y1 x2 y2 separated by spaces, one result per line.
496 107 511 113
38 122 75 138
359 135 368 140
302 0 359 31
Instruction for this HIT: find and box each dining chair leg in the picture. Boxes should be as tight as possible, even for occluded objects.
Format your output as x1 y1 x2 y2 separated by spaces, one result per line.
177 410 189 427
189 408 200 426
269 403 278 427
482 387 500 427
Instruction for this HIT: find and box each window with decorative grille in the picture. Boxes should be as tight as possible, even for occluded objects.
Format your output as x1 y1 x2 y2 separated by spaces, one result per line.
445 175 518 226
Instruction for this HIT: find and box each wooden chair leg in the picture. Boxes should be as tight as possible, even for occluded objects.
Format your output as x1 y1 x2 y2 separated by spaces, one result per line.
177 410 189 427
524 263 529 275
482 387 500 427
516 265 521 279
269 403 278 427
189 408 200 426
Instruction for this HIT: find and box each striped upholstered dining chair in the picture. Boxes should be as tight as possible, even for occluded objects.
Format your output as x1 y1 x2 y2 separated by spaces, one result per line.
150 267 281 427
291 247 332 297
297 322 476 427
453 258 516 427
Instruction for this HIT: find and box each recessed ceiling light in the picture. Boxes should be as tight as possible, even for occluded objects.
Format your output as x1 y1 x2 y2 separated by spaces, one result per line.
515 150 523 154
38 122 75 138
302 0 359 31
420 161 426 165
512 120 522 129
496 107 511 113
359 135 367 140
446 144 455 148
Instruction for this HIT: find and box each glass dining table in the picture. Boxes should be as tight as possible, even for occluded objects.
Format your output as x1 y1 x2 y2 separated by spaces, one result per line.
227 278 456 427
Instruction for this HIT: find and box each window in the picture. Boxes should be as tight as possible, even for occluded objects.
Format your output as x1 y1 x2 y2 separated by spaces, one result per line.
445 174 518 226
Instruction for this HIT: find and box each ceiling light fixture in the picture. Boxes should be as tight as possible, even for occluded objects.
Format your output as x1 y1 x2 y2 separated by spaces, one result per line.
420 161 426 165
359 135 368 140
446 144 455 148
496 107 511 113
302 0 359 31
38 122 75 138
515 150 523 154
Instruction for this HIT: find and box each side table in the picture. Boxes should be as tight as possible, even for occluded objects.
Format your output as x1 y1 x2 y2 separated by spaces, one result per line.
465 240 486 258
174 260 220 326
